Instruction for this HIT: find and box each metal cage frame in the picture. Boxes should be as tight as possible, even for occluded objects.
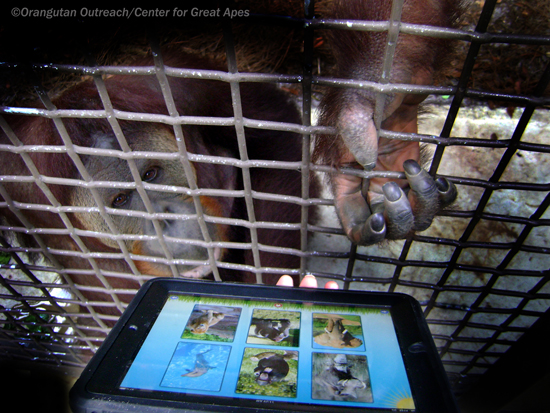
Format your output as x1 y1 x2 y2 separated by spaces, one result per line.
1 1 550 411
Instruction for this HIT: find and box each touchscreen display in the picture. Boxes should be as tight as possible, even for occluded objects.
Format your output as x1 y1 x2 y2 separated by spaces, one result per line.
120 294 415 411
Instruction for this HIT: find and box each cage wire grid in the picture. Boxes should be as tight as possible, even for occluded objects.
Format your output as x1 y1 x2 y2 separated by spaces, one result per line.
0 0 549 399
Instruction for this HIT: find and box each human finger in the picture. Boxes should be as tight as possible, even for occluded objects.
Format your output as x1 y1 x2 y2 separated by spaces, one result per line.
276 274 295 287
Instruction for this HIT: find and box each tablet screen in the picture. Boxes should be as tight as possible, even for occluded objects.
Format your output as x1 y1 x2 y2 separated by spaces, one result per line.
120 293 415 411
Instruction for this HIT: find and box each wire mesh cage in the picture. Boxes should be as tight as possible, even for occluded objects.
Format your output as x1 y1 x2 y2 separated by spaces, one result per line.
1 0 549 410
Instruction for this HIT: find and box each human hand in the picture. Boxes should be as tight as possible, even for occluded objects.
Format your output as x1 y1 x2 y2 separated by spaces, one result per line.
276 274 339 289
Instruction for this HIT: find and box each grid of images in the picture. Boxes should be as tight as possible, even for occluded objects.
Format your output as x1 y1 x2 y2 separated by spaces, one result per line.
160 302 374 403
120 295 415 411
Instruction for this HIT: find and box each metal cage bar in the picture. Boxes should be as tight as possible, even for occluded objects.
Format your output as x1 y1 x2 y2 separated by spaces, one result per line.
0 1 549 403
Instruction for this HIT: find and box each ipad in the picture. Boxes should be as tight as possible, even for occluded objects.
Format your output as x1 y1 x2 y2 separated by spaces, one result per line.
70 278 458 412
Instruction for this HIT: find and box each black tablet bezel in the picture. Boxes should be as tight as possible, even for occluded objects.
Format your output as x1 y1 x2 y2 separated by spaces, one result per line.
70 278 458 413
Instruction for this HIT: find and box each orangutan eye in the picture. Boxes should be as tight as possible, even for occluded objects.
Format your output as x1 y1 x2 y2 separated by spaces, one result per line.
142 167 159 182
112 193 129 208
